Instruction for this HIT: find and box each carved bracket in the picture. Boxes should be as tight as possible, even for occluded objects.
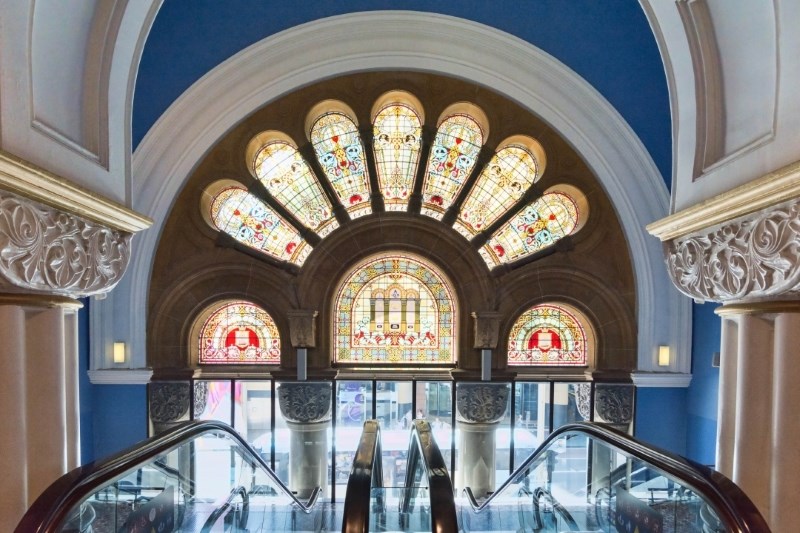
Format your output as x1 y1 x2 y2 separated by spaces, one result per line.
471 311 502 349
278 382 332 423
456 383 509 424
287 309 318 347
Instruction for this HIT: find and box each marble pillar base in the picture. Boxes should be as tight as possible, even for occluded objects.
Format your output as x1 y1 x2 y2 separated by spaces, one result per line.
287 420 329 498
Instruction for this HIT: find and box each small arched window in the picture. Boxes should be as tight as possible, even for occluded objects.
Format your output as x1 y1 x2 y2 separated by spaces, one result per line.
197 300 281 364
508 303 591 366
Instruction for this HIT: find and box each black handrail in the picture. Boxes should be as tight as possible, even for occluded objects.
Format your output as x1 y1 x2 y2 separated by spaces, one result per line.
341 420 383 533
16 420 321 533
463 421 770 533
400 419 458 533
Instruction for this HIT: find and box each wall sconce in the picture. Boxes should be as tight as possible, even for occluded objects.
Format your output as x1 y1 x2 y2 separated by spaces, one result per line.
481 349 492 381
658 345 670 367
113 342 126 364
297 348 307 381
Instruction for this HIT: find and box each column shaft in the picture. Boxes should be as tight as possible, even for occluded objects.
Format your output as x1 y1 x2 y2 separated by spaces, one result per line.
715 317 738 476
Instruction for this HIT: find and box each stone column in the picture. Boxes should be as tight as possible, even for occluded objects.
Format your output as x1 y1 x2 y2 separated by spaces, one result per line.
455 383 509 498
277 382 332 498
715 316 738 476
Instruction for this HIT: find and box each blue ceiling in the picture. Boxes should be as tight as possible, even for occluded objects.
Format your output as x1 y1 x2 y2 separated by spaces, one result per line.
134 0 671 188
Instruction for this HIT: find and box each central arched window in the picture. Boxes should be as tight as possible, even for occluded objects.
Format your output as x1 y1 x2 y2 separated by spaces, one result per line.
333 253 457 364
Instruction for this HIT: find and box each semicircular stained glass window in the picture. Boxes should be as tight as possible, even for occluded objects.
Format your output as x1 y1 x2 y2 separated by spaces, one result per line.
210 186 311 265
373 104 422 211
253 141 339 237
479 192 579 268
454 144 540 238
334 254 457 364
310 112 372 218
421 115 483 219
199 301 281 364
508 304 587 366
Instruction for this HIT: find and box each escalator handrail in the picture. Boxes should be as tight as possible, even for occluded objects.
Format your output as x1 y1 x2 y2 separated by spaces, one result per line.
17 420 321 533
463 421 770 533
341 419 383 533
400 419 458 533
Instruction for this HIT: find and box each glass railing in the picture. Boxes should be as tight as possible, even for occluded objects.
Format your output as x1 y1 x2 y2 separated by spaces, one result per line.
16 420 322 532
461 422 770 533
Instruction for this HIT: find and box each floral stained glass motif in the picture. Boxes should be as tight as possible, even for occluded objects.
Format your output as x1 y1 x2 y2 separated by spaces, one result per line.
199 301 281 364
335 255 456 364
253 141 339 237
453 145 540 238
508 304 587 366
421 115 483 219
310 112 372 218
210 186 310 266
373 104 422 211
479 192 579 268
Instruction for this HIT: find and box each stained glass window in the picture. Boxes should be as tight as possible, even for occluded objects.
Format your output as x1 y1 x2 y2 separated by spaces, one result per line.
253 140 339 237
373 104 422 211
479 192 579 268
334 254 456 364
508 304 587 366
210 186 311 265
421 115 483 219
310 112 372 218
199 301 281 364
454 144 541 238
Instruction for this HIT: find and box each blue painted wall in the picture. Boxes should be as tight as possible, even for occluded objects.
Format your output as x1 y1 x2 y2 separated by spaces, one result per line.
91 385 148 462
78 300 94 464
133 0 671 184
635 387 688 457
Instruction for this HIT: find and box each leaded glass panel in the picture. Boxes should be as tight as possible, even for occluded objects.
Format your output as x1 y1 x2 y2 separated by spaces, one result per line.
508 304 587 366
253 141 339 237
199 301 281 364
373 104 422 211
453 145 540 238
310 112 372 218
479 192 579 268
421 115 483 219
334 255 456 364
210 186 310 265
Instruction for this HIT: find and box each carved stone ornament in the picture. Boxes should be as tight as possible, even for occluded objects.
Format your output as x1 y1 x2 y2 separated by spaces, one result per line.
287 309 318 347
471 311 502 349
665 198 800 302
0 189 131 297
277 382 332 423
194 381 209 417
456 383 510 424
149 382 191 423
594 384 634 425
574 383 592 421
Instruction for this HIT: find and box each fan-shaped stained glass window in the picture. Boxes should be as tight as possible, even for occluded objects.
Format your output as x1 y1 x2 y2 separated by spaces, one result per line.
479 192 579 268
210 186 311 265
334 254 457 364
421 114 484 219
508 304 587 366
310 112 372 218
199 301 281 364
373 104 422 211
454 142 542 238
252 140 339 237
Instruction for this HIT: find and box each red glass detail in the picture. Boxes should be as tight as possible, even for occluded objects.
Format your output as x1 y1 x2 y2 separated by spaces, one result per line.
494 244 505 257
233 209 241 216
285 242 296 254
332 135 339 143
350 194 362 204
225 327 260 349
455 138 462 144
431 195 443 205
527 329 562 351
549 214 556 220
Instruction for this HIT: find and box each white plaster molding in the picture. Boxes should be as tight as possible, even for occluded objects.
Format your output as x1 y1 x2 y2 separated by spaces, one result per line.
648 159 800 242
663 196 800 303
631 372 693 388
111 12 687 375
0 150 152 232
0 188 132 297
87 368 152 385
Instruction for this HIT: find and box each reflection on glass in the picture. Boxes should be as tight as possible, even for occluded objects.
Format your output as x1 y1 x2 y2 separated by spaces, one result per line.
376 381 413 487
417 381 453 483
514 382 550 469
236 381 272 464
552 382 590 431
335 381 373 488
194 381 234 426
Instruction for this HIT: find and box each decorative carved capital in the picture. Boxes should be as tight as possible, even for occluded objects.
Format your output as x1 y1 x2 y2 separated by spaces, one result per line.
149 382 191 424
278 382 332 423
0 189 132 297
574 383 592 421
471 311 502 349
456 383 509 424
664 198 800 303
594 384 634 425
287 309 318 347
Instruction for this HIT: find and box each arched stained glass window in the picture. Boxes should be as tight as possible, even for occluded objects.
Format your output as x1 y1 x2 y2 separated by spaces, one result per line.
199 301 281 364
453 141 542 238
210 186 311 266
373 103 422 211
334 254 457 364
508 304 587 366
310 111 372 218
479 191 579 268
252 140 339 237
421 114 484 219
